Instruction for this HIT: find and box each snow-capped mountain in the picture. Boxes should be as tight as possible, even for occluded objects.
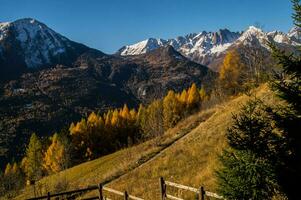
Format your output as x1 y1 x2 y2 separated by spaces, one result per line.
0 18 98 80
117 26 301 70
117 29 241 66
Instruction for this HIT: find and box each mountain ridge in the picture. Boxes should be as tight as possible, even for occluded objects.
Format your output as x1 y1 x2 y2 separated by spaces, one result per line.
117 26 301 71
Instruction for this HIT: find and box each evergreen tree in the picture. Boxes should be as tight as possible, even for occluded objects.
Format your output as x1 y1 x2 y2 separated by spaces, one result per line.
267 1 301 198
217 150 277 200
217 100 280 199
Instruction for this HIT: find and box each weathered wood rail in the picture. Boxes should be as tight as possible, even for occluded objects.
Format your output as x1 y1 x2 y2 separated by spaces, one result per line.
159 177 223 200
26 177 223 200
26 183 143 200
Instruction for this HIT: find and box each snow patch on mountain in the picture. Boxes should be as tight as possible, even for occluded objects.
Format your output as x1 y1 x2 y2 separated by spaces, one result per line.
118 29 241 61
0 22 10 41
118 26 301 67
120 38 167 55
11 18 69 67
0 18 73 68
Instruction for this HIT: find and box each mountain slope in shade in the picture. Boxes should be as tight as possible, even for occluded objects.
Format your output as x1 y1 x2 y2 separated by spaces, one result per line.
0 18 105 80
117 26 301 71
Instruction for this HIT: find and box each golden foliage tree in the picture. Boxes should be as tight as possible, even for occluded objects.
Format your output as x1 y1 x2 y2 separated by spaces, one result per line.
44 133 70 173
187 83 201 109
163 90 182 130
199 86 208 102
22 133 43 181
219 50 244 94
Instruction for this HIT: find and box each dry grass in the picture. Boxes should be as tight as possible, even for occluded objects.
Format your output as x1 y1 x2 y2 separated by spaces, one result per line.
14 105 215 200
15 84 278 200
100 85 277 199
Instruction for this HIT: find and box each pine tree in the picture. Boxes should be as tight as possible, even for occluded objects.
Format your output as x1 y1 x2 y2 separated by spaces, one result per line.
217 150 277 200
23 133 43 181
217 100 280 199
266 1 301 198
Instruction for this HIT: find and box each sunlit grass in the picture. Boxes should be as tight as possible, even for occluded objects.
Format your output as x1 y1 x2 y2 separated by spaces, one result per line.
15 84 277 200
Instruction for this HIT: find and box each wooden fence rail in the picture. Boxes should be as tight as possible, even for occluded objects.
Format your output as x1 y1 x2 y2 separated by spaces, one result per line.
26 177 222 200
159 177 223 200
26 183 143 200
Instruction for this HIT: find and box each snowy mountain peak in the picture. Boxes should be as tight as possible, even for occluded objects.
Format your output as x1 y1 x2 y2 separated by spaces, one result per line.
288 26 300 41
118 26 301 71
119 38 168 56
0 18 93 78
245 26 263 33
0 18 75 68
118 29 241 58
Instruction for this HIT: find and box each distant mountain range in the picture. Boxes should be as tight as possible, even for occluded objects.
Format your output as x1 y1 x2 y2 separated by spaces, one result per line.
117 26 301 71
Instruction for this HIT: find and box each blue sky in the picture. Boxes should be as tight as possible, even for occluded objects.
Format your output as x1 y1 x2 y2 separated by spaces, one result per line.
0 0 294 54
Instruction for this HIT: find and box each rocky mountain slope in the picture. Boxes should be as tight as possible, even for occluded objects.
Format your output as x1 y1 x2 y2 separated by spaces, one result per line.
118 26 301 71
0 18 214 168
0 18 98 80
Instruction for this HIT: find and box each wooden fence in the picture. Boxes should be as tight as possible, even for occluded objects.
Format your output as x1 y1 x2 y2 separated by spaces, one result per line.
159 177 223 200
26 177 223 200
26 183 143 200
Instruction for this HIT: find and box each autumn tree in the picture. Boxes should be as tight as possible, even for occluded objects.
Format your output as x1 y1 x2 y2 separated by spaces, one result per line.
199 86 208 102
187 83 201 110
219 50 244 94
2 162 23 194
163 90 182 130
143 100 164 138
44 133 71 174
22 133 43 181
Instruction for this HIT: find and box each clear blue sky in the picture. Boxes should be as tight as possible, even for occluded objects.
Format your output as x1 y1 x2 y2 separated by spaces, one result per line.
0 0 294 54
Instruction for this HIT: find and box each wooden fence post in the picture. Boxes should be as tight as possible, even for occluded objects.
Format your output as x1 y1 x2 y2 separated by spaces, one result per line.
98 183 103 200
124 191 129 200
47 192 50 200
159 177 166 200
199 186 205 200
